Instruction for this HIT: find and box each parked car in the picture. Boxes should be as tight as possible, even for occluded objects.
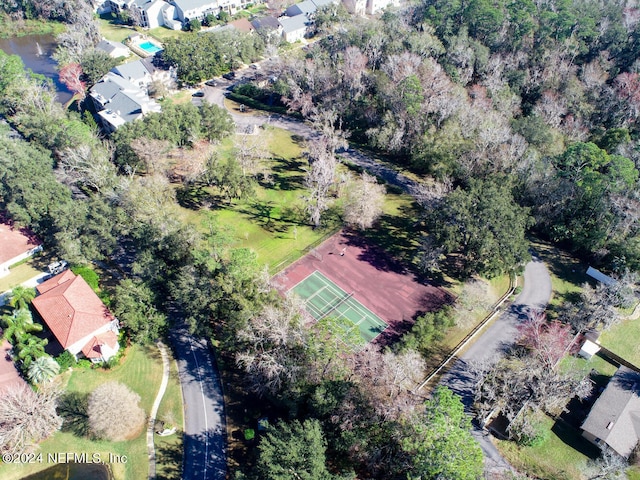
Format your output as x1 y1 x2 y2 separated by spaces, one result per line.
222 71 236 80
205 80 218 87
192 91 205 97
47 260 68 275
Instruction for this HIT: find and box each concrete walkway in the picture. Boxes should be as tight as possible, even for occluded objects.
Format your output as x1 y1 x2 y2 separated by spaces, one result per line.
147 341 170 480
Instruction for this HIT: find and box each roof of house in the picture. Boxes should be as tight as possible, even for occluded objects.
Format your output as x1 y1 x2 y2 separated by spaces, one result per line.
82 331 119 359
279 15 309 33
95 39 130 57
311 0 335 8
285 0 316 17
0 220 41 266
172 0 217 13
229 18 255 33
112 59 154 84
32 271 115 351
90 72 160 125
582 366 640 458
251 16 282 31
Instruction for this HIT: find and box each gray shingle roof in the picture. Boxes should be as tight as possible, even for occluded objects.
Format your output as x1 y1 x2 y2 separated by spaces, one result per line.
285 0 316 17
311 0 335 8
251 16 281 31
279 15 308 34
171 0 216 13
112 59 154 84
582 366 640 458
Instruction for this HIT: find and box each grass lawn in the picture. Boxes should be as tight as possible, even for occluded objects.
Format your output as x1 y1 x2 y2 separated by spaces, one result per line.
176 127 339 271
0 16 65 38
96 15 137 43
148 27 184 42
529 238 589 313
598 315 640 367
0 344 164 480
155 352 184 480
496 414 599 480
0 261 42 292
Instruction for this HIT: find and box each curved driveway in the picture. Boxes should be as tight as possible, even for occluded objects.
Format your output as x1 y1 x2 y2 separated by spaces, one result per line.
439 254 552 474
170 326 226 480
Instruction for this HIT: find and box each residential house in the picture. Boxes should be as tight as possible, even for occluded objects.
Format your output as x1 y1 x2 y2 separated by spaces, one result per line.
342 0 365 15
32 271 120 363
311 0 336 8
284 0 316 18
279 15 308 43
581 366 640 458
112 58 155 89
251 16 283 39
0 220 42 279
365 0 397 14
172 0 219 23
96 38 131 58
133 0 167 28
89 71 161 133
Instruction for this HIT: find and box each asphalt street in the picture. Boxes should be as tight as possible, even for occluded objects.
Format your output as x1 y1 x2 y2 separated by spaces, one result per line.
170 326 226 480
439 254 552 474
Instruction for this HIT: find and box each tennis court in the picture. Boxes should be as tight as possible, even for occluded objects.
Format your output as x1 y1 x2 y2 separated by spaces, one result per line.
292 270 387 348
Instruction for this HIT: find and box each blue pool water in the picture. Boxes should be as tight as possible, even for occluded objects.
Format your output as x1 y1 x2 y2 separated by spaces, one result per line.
139 41 162 54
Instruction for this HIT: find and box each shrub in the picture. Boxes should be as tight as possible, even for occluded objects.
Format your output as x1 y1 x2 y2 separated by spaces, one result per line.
55 351 76 370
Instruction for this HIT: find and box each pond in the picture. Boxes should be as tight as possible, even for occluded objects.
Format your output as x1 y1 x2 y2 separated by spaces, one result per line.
0 33 73 104
21 462 112 480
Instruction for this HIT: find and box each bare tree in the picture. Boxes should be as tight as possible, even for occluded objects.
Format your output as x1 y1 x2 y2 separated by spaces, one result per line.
0 382 63 454
236 294 308 396
304 136 340 227
583 446 629 480
88 382 146 441
234 131 271 178
343 172 386 230
59 142 117 192
130 137 171 175
350 346 425 421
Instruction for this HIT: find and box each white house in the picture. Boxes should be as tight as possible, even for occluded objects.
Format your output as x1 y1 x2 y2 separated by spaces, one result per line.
32 271 120 363
0 221 42 279
365 0 397 14
90 71 161 133
96 38 131 58
279 15 308 43
134 0 167 28
341 0 365 15
171 0 219 23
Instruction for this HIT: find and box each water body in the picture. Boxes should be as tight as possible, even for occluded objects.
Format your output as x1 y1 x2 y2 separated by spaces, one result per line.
21 462 112 480
0 33 73 104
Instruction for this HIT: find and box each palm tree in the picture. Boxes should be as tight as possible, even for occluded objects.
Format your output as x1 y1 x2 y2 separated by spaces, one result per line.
8 286 36 310
17 335 48 369
27 355 60 384
1 308 43 345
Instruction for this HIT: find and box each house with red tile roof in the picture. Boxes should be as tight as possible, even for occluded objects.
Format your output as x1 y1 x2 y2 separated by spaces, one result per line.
0 220 42 278
32 270 120 363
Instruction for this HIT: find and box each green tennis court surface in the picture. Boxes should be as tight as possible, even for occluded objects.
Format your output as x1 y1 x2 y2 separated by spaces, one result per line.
292 270 387 347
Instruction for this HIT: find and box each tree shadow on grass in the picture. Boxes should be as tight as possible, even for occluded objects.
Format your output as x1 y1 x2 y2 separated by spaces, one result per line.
175 185 217 210
551 419 601 459
156 437 183 480
58 391 90 437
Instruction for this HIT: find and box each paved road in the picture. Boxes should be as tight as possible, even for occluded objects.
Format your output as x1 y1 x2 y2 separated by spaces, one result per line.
170 326 226 480
439 254 552 474
197 80 423 195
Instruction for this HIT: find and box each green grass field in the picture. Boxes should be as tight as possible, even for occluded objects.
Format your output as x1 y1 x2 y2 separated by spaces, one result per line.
497 415 597 480
96 15 137 43
0 261 42 292
176 127 339 271
155 353 184 480
0 344 177 480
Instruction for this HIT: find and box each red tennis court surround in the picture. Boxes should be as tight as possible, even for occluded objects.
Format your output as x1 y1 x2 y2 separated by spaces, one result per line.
277 230 452 345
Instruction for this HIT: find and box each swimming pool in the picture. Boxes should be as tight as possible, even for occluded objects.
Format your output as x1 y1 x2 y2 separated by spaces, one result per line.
138 41 162 55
